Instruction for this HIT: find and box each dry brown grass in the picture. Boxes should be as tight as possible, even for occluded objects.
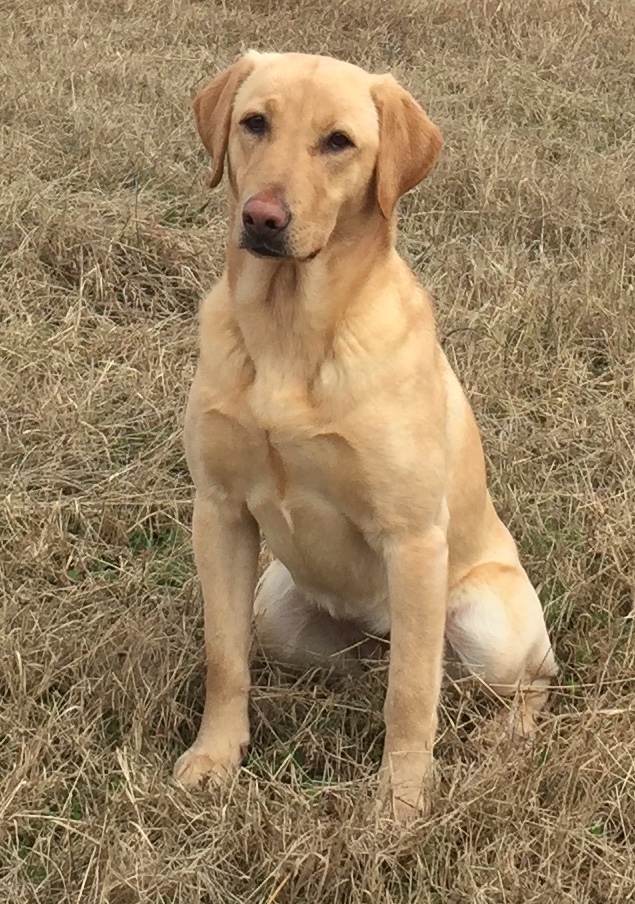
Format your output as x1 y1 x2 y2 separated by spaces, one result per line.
2 0 635 900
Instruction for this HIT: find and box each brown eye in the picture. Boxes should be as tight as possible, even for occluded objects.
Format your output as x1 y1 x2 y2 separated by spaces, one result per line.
241 114 268 136
324 131 354 152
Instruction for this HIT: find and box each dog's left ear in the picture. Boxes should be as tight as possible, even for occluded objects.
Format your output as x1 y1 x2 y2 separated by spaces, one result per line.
372 76 443 219
193 52 257 187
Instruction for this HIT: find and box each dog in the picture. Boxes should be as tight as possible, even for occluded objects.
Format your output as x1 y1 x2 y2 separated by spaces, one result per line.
173 50 557 822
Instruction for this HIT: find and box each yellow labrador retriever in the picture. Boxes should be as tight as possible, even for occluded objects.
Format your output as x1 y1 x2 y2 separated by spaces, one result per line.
174 50 557 821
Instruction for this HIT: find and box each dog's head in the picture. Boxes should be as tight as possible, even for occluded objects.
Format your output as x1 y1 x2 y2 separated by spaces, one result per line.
193 51 442 262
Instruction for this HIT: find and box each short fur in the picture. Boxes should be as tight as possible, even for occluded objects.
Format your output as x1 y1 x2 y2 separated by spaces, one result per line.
173 51 557 822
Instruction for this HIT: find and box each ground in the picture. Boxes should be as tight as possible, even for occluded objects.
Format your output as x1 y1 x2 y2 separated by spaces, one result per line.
2 0 635 901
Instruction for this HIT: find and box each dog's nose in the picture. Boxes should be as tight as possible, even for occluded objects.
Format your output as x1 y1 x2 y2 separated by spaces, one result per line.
242 193 291 237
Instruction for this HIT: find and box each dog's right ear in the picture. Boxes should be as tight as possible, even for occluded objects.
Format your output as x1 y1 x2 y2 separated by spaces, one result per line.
372 75 443 220
193 53 257 188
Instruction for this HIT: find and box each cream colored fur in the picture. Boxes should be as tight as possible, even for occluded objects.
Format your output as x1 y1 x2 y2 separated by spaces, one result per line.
173 51 557 822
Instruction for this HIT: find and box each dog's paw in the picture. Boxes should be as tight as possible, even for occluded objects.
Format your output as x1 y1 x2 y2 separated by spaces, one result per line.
378 782 432 824
477 705 539 748
377 750 434 824
173 742 243 789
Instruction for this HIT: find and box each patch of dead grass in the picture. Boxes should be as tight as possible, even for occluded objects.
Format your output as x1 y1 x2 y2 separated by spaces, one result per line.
2 0 635 900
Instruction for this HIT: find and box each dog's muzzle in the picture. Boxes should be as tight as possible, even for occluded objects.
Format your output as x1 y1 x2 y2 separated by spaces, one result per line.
241 191 291 258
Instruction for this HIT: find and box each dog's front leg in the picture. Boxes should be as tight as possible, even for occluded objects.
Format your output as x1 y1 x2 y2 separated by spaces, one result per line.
174 491 259 788
380 526 448 822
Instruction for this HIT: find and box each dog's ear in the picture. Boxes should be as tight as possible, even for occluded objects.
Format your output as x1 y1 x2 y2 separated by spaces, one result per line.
193 53 257 187
372 75 443 219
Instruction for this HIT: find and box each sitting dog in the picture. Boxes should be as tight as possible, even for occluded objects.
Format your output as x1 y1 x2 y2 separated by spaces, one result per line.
173 50 557 821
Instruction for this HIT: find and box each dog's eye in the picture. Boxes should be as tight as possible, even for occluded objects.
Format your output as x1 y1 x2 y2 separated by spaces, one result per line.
241 114 268 136
324 131 354 152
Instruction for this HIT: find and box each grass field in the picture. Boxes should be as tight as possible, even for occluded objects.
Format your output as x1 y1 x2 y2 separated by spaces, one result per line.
2 0 635 900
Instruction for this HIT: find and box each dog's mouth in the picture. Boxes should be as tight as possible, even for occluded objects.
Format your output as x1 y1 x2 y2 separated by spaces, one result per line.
298 248 321 262
243 244 287 259
239 233 321 263
240 232 288 259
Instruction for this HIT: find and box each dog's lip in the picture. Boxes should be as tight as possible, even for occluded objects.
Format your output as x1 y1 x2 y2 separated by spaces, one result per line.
245 245 288 259
239 237 321 263
298 247 321 262
239 235 288 258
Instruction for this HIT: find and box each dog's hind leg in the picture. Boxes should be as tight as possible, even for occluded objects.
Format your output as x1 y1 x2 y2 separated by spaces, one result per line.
445 561 557 735
253 560 385 672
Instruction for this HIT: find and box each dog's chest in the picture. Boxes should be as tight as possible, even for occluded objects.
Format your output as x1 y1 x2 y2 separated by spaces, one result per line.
245 427 385 607
244 368 356 508
240 381 383 586
246 425 373 534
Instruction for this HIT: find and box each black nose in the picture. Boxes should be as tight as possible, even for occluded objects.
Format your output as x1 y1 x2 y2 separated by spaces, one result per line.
242 193 291 239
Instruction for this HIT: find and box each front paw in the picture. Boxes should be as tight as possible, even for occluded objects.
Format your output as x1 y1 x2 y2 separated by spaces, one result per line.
378 749 434 823
173 739 245 789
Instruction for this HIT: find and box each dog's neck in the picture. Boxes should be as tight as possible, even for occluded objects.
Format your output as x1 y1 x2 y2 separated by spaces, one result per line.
224 209 396 380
